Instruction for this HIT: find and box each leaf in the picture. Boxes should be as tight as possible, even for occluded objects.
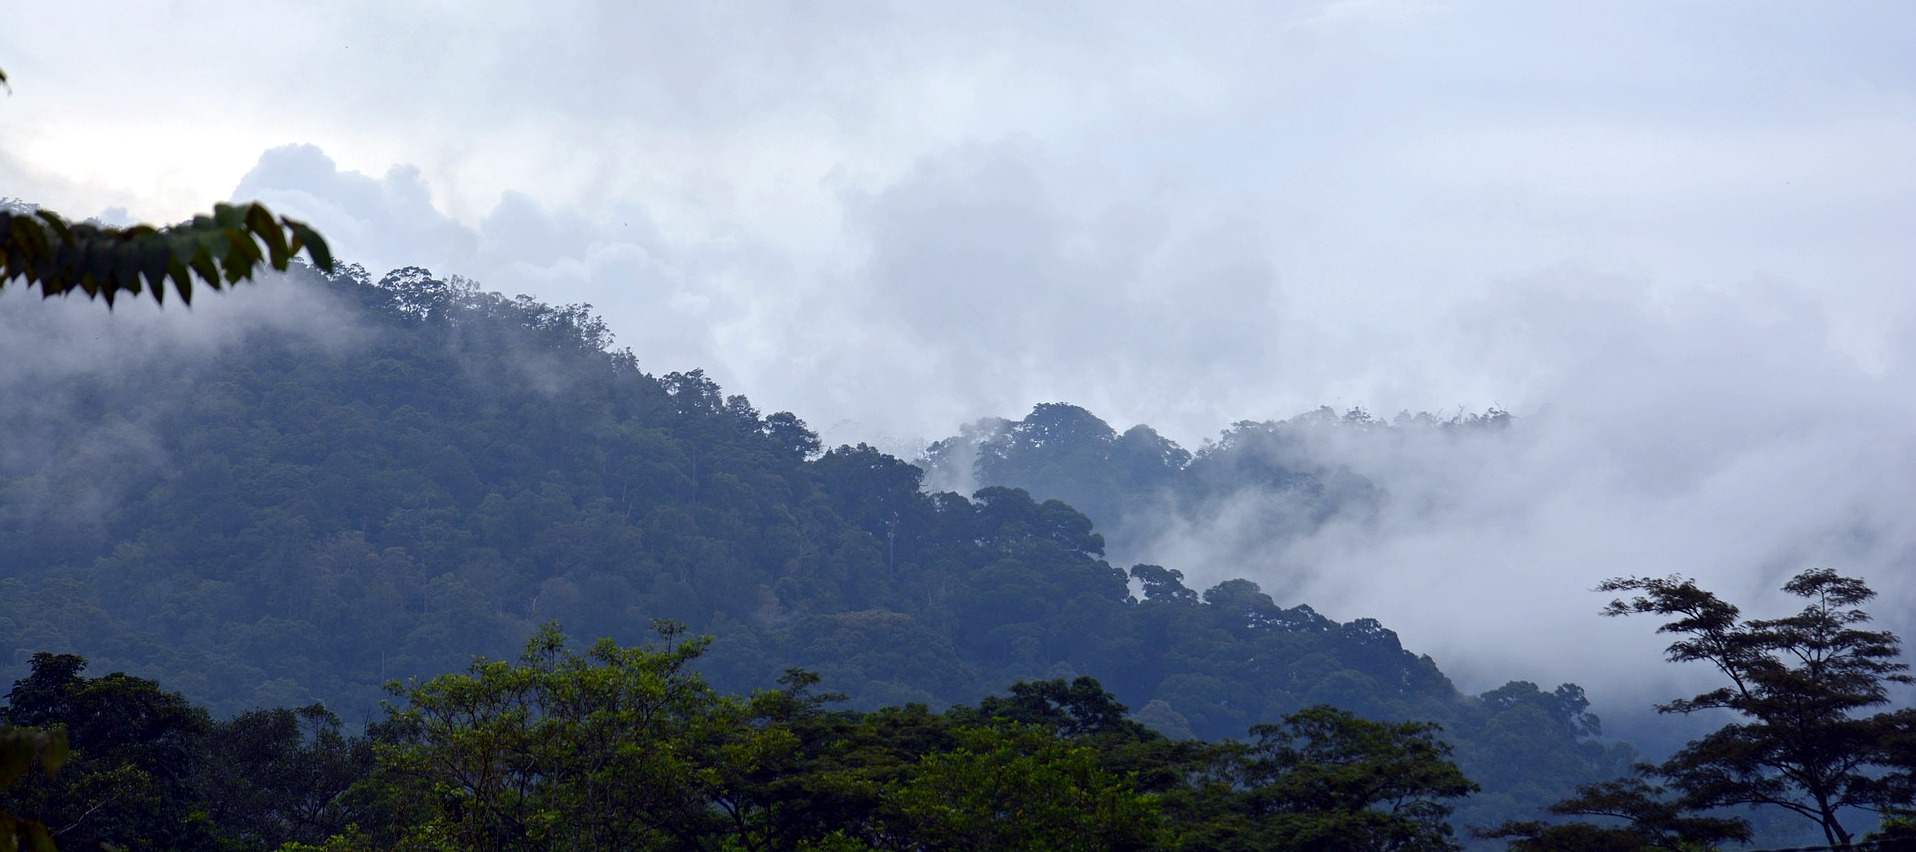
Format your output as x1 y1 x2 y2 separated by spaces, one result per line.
5 201 329 304
256 212 293 268
168 258 193 304
138 239 173 298
188 246 221 291
290 221 334 272
32 210 70 243
221 228 262 283
0 730 31 786
210 202 246 229
38 729 67 777
18 820 53 852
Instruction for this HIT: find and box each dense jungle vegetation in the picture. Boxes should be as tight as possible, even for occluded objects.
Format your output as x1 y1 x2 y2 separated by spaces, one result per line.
2 264 1911 850
920 400 1506 563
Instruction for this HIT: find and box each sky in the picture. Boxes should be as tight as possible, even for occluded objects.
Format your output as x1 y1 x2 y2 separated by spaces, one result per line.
4 1 1916 709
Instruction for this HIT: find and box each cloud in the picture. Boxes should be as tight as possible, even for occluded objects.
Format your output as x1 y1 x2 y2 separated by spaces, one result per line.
233 145 478 277
765 140 1292 448
0 273 371 534
1128 266 1916 720
4 0 1914 721
225 145 768 383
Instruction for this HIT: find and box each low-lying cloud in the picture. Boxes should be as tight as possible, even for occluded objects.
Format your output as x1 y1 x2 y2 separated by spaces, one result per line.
5 0 1913 732
0 275 370 536
1131 268 1916 722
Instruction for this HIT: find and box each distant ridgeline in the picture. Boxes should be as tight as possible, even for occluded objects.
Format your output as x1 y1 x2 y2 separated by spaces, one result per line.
922 400 1511 564
0 264 1629 831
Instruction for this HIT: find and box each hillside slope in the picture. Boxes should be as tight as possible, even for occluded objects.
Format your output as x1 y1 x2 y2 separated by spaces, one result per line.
0 265 1631 829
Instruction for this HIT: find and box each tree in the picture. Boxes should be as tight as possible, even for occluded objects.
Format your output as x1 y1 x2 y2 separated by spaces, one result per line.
1 653 225 851
198 704 372 849
1180 706 1478 852
373 622 805 852
886 723 1168 852
1599 568 1915 848
973 676 1158 742
1475 771 1751 852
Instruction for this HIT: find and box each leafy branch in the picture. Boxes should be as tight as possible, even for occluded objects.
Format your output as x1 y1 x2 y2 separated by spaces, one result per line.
0 726 70 852
1 203 333 306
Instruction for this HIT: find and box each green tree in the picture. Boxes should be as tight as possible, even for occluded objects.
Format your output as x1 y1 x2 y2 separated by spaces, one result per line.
973 676 1158 741
1180 706 1477 852
1 653 221 851
373 622 800 852
886 723 1167 852
199 704 372 849
1600 568 1914 848
1475 771 1751 852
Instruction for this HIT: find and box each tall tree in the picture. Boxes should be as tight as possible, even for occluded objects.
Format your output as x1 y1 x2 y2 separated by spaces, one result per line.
1599 568 1914 848
1177 706 1478 852
886 723 1168 852
374 622 807 852
1 654 221 851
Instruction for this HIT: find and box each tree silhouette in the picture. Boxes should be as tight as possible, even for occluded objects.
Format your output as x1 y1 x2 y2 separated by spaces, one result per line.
1600 568 1914 848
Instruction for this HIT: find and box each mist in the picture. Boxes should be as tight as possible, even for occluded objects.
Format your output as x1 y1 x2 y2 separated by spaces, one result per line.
7 3 1911 444
1093 267 1916 726
4 0 1914 753
0 274 370 530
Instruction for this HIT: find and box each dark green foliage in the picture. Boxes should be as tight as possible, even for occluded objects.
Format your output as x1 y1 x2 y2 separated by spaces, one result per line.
1172 706 1478 852
974 676 1159 741
340 630 1181 852
0 724 68 852
370 622 786 850
199 704 371 848
0 637 1478 851
0 654 219 850
887 723 1169 852
0 202 330 306
0 264 1621 836
1475 771 1751 851
1596 569 1915 848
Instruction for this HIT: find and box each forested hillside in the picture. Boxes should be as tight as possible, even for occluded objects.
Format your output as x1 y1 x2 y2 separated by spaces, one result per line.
923 401 1509 563
0 265 1631 833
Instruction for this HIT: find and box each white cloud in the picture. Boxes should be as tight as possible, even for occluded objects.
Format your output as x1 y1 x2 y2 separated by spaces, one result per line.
1133 266 1916 715
234 145 478 275
4 0 1915 707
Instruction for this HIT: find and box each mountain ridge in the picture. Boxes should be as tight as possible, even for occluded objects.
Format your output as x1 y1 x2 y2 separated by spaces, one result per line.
0 264 1629 831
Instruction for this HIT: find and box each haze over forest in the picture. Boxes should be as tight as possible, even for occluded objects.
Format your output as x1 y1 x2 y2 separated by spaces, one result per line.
9 0 1916 713
1 3 1914 849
